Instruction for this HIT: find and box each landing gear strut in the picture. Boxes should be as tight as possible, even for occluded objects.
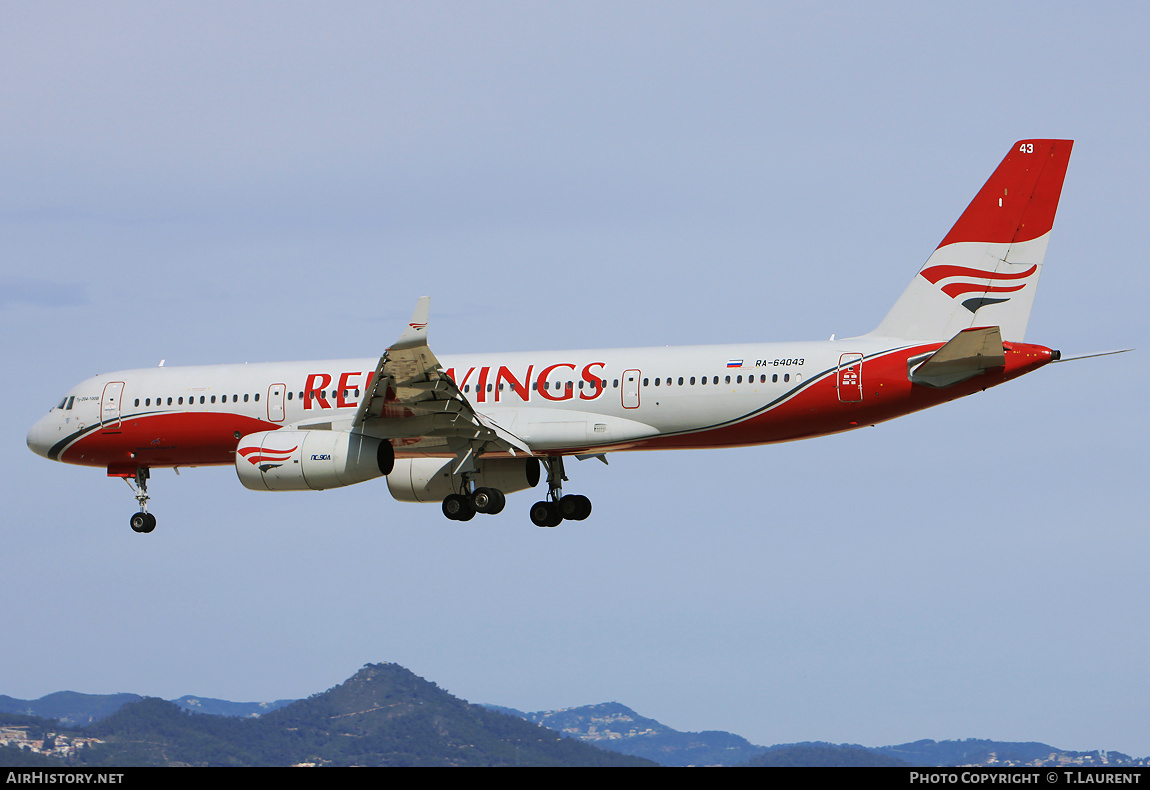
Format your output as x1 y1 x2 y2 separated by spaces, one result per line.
529 456 592 527
125 467 156 533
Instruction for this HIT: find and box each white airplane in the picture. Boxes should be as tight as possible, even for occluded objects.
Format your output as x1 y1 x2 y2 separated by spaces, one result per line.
28 139 1093 532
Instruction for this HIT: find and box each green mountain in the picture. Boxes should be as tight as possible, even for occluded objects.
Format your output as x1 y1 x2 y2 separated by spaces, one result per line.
5 666 1148 767
73 663 652 767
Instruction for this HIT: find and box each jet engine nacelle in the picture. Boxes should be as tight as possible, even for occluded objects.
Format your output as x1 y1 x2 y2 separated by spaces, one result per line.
235 430 395 491
387 457 541 503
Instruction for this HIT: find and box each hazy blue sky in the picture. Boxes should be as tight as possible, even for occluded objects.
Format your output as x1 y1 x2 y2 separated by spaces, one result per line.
3 2 1147 754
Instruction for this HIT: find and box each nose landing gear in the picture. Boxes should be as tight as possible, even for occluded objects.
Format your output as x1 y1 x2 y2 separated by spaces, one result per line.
122 467 156 533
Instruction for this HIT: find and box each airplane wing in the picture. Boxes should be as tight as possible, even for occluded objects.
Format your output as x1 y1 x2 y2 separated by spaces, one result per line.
351 297 532 463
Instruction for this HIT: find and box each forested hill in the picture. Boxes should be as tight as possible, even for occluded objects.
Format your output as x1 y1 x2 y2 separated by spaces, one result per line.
35 663 653 767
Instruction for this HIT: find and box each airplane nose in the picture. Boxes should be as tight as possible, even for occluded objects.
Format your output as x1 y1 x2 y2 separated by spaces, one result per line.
27 414 57 460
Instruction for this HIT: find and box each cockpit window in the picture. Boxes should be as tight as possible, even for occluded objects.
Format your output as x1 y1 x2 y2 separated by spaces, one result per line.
56 397 67 410
65 396 74 410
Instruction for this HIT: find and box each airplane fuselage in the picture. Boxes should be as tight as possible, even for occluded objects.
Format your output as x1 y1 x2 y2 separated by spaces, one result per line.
27 336 1057 472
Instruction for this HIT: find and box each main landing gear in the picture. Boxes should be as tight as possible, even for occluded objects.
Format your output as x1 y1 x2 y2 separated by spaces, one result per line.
438 455 593 527
125 466 156 534
441 486 506 522
529 456 592 528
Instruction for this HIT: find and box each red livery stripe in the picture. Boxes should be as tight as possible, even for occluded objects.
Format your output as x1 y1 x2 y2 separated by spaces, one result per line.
936 139 1073 248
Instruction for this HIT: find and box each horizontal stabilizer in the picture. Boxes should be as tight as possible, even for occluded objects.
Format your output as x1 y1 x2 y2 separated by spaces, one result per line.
910 326 1005 388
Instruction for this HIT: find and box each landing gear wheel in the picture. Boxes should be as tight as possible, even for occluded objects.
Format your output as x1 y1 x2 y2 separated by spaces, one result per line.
529 501 562 528
559 494 592 521
471 487 506 515
442 494 476 522
130 512 156 533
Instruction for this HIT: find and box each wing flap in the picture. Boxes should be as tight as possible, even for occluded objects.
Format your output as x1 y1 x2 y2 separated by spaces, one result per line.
352 298 532 459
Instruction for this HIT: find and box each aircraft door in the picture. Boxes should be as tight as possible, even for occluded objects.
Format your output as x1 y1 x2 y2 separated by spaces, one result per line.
267 383 286 423
100 381 125 428
836 354 863 402
622 369 641 409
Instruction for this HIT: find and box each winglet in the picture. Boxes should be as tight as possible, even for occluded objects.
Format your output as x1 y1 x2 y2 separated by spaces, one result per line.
393 296 431 350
